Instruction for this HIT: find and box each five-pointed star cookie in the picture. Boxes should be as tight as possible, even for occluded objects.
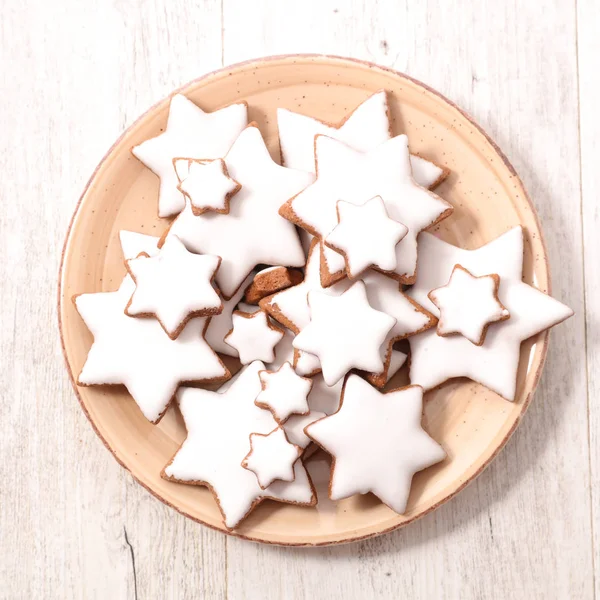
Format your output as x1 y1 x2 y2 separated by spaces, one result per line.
132 94 247 217
256 362 312 422
428 264 509 346
174 158 241 215
125 235 222 339
293 281 396 386
162 362 316 529
325 196 408 278
407 227 573 400
164 124 313 298
224 309 284 364
280 134 453 286
305 375 446 514
277 90 448 189
241 427 302 489
74 275 230 423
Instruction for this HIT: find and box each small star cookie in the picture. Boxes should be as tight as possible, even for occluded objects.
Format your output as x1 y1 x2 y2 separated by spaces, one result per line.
224 309 284 364
174 158 241 215
125 235 222 339
305 375 446 514
241 427 302 489
256 362 312 422
324 196 408 278
293 281 396 386
428 264 509 346
132 94 247 217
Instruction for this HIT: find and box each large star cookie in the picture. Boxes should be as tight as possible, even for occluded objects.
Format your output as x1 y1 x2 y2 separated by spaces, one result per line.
74 275 229 423
132 94 248 217
165 124 313 298
407 227 573 400
162 362 316 529
280 134 453 286
277 90 448 189
306 375 446 514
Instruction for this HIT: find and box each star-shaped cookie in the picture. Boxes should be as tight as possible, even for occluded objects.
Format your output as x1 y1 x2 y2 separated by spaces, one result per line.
305 375 446 514
74 275 230 423
119 230 160 260
277 90 448 189
132 94 247 217
162 362 316 529
125 235 222 339
293 281 396 386
224 309 284 364
164 123 313 298
407 228 573 400
280 133 453 286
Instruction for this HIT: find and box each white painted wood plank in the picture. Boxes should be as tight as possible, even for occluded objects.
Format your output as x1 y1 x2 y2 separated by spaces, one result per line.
222 1 593 598
0 1 227 598
577 0 600 594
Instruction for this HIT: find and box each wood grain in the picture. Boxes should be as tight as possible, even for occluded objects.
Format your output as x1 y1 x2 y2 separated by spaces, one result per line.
0 0 596 598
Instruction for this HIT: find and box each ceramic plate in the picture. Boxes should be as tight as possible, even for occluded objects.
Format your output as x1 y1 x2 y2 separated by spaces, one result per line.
59 55 549 546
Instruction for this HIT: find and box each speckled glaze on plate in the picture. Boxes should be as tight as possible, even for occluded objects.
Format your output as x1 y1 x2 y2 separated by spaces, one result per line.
58 55 550 546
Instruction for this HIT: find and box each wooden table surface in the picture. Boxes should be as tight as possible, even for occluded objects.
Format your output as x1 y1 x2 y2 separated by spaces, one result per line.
1 1 598 598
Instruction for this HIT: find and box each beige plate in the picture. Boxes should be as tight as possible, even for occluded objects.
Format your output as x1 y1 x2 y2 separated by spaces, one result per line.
59 55 549 546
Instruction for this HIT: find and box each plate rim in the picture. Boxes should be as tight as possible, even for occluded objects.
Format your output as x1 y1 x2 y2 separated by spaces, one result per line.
57 53 551 547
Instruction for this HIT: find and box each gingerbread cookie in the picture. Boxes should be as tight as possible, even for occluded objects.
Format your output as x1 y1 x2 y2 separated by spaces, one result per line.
407 227 573 400
164 124 313 298
125 235 222 339
305 375 446 514
244 266 304 305
428 264 509 346
277 90 448 189
241 427 302 489
293 281 396 386
280 133 453 286
174 157 241 215
132 94 248 217
224 309 284 364
162 362 316 529
74 275 229 423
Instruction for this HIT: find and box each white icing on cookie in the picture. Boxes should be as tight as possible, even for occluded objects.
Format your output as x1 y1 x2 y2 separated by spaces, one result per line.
306 376 446 514
407 228 574 400
119 231 160 260
325 196 408 278
385 349 408 383
256 362 312 422
277 90 445 188
204 273 254 357
163 362 315 529
224 310 284 365
428 265 509 345
241 427 302 489
125 235 222 339
166 125 313 298
293 281 396 386
283 411 326 449
176 158 241 215
283 134 453 284
132 94 248 217
74 275 228 423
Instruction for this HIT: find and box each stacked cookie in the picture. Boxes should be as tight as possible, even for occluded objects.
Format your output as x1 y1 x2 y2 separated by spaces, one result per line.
74 91 573 530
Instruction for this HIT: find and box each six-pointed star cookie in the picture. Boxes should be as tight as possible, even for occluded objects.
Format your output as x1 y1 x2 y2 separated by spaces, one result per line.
325 196 408 278
132 94 248 217
162 362 316 529
225 309 285 364
293 281 396 386
165 124 313 298
74 275 230 423
305 375 446 514
428 264 509 345
119 230 160 260
280 134 453 286
175 158 241 215
241 427 302 489
407 227 573 400
125 235 222 339
256 362 312 422
277 90 448 188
